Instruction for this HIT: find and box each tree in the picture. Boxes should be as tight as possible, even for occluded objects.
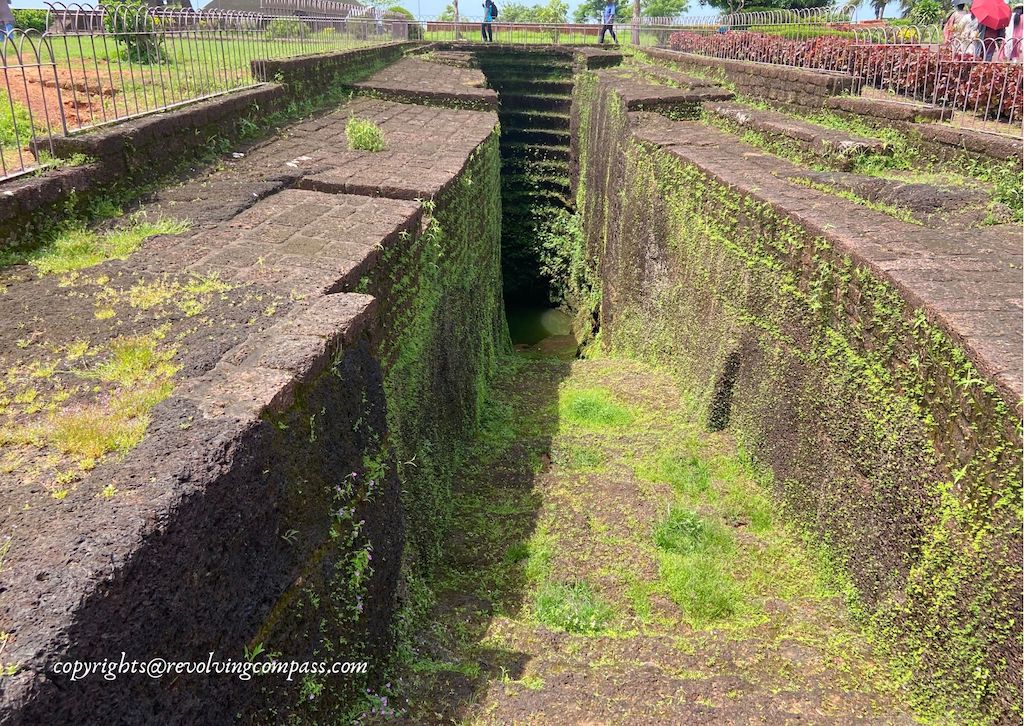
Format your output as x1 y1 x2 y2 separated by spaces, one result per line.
573 0 685 22
501 1 542 20
699 0 829 12
439 2 455 19
535 0 569 23
642 0 688 17
573 0 630 22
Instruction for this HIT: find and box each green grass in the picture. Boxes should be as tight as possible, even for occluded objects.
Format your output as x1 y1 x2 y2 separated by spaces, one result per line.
345 117 386 152
534 580 614 634
559 387 634 429
638 452 711 496
22 216 190 275
0 90 41 148
658 552 744 623
652 507 743 623
551 442 604 470
90 335 179 387
653 506 734 556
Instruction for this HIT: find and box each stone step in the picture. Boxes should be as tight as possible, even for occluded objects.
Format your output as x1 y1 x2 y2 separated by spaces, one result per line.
500 142 570 163
499 109 570 131
703 100 890 166
502 172 571 196
494 78 575 95
501 156 570 177
501 126 570 147
825 94 949 123
502 186 572 209
638 63 726 91
499 92 572 113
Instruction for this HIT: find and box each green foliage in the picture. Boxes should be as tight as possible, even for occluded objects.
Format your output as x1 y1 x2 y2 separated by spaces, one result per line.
265 18 312 39
908 0 948 24
0 91 41 148
102 0 166 64
653 507 734 555
639 452 711 496
559 388 634 428
12 9 48 32
27 217 189 274
345 117 386 152
534 580 614 634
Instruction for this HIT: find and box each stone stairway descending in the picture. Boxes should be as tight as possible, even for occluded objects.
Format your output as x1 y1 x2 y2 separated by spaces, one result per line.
476 49 575 303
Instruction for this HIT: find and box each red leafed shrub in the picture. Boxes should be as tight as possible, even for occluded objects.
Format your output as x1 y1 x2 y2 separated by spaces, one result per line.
667 30 1024 122
965 60 1024 120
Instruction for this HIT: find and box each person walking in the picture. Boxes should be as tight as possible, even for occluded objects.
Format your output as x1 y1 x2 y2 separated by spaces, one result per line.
482 0 496 42
998 3 1023 60
945 0 982 55
599 0 618 44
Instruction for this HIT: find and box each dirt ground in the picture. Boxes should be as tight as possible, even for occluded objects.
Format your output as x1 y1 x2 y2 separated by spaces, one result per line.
374 347 917 724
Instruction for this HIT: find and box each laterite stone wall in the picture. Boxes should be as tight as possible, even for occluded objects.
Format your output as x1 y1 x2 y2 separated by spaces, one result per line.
572 68 1022 724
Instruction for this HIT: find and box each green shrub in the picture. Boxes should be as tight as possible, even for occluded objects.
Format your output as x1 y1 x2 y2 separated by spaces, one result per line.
265 18 311 39
102 0 166 64
345 117 386 152
534 580 613 634
12 9 48 32
909 0 947 24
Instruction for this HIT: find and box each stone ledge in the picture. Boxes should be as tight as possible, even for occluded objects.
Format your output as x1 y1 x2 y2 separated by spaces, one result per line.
826 94 948 123
910 122 1024 161
704 100 889 165
298 98 498 201
597 68 733 112
644 47 858 107
352 57 497 110
52 85 286 173
632 117 1022 404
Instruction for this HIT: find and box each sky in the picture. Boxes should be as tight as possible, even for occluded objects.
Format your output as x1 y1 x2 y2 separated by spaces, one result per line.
12 0 901 20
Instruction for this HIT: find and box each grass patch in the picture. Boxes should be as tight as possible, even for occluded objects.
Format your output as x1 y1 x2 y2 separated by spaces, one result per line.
551 441 604 470
559 388 634 429
89 335 179 387
346 116 386 152
534 580 614 634
523 524 554 584
653 508 743 623
653 506 734 556
50 406 149 461
638 451 710 497
27 216 190 275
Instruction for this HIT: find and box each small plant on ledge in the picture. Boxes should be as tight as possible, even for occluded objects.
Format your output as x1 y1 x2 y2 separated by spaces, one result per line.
346 117 386 152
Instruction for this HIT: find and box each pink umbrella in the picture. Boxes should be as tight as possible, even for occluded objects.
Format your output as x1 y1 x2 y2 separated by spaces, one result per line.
971 0 1012 30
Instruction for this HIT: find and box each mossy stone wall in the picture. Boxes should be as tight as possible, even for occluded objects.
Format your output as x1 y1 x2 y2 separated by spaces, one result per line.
572 71 1023 724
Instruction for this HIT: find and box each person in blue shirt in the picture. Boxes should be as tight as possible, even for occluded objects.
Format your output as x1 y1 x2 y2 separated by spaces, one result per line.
599 1 618 44
482 0 497 42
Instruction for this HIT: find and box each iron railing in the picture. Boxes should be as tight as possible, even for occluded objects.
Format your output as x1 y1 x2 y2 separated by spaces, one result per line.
0 2 1019 183
666 22 1023 136
0 2 409 180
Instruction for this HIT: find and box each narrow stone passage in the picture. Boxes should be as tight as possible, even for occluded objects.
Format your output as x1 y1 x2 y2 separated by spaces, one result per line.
383 347 913 724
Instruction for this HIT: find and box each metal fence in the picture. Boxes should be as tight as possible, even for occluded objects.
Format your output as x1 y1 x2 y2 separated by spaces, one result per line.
0 2 408 180
0 2 1020 182
666 22 1023 136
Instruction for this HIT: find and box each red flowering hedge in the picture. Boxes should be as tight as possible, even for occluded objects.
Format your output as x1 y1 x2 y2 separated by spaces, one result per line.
667 30 1023 121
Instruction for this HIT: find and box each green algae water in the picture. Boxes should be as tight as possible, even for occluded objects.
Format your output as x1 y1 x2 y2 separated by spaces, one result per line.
506 306 577 359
